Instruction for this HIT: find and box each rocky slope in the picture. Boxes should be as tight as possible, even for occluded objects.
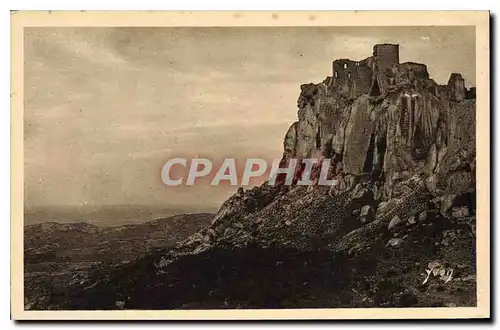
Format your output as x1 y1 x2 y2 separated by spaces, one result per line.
33 45 476 310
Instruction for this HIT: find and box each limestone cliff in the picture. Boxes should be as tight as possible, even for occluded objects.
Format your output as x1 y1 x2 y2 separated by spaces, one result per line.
283 57 475 203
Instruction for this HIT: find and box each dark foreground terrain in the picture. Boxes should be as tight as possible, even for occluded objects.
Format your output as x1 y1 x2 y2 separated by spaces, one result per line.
54 208 477 309
24 185 476 310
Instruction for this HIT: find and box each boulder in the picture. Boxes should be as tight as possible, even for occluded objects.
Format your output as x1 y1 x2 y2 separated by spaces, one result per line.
352 183 372 200
388 215 404 231
407 216 416 225
452 206 470 218
387 238 404 247
377 201 388 213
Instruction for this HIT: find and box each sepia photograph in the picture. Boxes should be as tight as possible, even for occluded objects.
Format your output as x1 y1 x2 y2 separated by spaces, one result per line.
11 11 490 320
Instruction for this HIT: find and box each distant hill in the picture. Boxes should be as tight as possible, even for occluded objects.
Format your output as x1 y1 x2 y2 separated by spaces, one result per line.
23 205 219 226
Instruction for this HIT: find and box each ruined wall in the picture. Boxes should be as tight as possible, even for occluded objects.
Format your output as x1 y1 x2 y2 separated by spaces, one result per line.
354 59 374 98
437 85 450 99
392 62 429 88
399 62 429 80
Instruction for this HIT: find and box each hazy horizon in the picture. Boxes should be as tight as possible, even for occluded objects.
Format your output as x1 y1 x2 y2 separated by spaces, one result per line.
24 203 219 226
24 26 476 216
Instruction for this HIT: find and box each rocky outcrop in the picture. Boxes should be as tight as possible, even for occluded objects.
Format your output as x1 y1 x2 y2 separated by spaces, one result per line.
281 49 475 205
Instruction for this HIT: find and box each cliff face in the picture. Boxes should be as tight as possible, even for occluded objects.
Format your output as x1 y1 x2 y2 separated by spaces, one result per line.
47 45 477 310
285 60 475 200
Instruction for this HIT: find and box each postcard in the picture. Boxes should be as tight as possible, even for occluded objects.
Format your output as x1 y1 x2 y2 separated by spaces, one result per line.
11 11 490 320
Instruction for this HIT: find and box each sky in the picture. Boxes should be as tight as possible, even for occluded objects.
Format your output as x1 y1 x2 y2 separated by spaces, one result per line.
24 26 475 211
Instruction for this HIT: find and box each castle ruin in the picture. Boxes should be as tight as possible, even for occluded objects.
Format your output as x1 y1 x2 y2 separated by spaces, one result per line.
331 43 400 98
